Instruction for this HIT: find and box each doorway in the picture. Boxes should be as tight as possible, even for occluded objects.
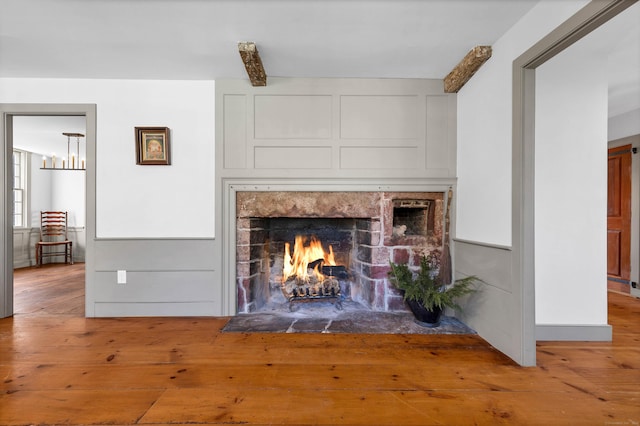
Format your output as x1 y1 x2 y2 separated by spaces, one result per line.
1 103 96 319
607 144 632 292
12 115 87 314
608 136 640 298
511 0 639 364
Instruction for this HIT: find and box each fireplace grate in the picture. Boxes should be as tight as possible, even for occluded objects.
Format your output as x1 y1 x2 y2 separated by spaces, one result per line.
288 294 343 311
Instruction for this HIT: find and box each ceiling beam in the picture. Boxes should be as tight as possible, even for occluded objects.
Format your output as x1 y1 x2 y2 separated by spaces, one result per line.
238 42 267 87
444 46 492 93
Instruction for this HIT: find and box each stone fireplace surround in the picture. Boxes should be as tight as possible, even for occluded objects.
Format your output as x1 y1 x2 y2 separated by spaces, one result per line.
235 190 445 314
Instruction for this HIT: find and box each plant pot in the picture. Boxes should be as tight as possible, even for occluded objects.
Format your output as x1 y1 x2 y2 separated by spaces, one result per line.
406 299 442 327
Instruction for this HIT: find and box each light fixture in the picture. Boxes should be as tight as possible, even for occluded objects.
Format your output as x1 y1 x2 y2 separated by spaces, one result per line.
41 132 86 170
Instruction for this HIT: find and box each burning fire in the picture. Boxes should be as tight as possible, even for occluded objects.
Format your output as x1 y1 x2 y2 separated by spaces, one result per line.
282 235 336 283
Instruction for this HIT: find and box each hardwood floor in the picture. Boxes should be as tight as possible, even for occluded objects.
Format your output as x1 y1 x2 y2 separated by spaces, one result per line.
13 263 85 316
1 264 639 425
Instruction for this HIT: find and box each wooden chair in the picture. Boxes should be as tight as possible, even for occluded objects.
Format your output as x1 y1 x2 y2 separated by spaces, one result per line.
35 211 73 266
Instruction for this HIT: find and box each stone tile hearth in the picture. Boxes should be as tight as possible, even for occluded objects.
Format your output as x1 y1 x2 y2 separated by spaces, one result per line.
222 300 476 335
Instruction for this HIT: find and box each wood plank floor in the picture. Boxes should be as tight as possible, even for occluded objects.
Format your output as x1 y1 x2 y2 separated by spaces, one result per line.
1 264 639 425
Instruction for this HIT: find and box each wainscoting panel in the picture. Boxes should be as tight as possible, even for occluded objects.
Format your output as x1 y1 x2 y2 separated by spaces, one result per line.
94 302 216 317
453 239 523 366
94 271 219 316
454 239 512 293
90 238 219 317
12 229 31 268
93 271 216 302
93 239 215 271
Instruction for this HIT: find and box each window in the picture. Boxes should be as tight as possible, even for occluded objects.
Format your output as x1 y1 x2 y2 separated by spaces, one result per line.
13 149 28 227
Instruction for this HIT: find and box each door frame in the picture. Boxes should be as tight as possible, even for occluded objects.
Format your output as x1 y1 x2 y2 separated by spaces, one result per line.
512 0 636 364
1 104 97 318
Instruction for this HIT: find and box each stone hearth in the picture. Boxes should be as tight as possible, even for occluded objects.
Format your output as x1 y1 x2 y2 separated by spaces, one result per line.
222 300 476 335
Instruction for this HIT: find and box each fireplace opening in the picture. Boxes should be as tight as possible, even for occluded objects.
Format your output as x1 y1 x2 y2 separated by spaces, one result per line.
281 244 344 310
235 191 445 314
240 217 358 312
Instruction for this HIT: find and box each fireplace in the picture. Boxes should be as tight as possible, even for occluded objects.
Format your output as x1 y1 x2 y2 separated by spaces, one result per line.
236 191 444 314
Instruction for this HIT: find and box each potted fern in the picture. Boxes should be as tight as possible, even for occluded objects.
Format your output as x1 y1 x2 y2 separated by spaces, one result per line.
388 255 477 327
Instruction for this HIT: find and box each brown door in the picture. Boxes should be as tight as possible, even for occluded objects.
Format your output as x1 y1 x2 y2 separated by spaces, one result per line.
607 144 632 291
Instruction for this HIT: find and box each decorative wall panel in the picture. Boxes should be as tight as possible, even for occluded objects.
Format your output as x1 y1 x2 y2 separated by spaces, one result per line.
340 147 419 169
254 147 332 169
216 78 455 178
426 95 452 171
340 95 419 140
254 95 332 139
223 95 247 169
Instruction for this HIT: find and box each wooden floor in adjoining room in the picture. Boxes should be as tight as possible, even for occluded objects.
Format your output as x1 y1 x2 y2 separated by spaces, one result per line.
1 264 639 425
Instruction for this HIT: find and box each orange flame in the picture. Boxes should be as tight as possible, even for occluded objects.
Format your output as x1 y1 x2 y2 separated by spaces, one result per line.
283 235 336 282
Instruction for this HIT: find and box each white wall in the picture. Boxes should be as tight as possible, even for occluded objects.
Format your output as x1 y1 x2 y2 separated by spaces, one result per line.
0 78 215 238
29 154 52 225
535 37 608 325
27 154 85 228
51 167 85 227
456 0 589 246
609 108 640 141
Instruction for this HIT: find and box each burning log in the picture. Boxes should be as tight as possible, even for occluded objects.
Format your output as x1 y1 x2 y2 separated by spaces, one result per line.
281 234 343 302
308 258 324 270
308 259 348 279
282 276 340 300
321 265 348 279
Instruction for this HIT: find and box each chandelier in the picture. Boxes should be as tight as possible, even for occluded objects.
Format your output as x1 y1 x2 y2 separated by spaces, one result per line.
41 132 86 170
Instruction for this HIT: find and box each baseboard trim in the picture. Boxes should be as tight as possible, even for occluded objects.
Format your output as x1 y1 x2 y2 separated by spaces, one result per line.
536 324 612 341
92 302 219 317
13 260 33 269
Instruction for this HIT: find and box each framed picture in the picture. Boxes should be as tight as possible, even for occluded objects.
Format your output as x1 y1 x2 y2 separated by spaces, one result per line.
135 127 171 165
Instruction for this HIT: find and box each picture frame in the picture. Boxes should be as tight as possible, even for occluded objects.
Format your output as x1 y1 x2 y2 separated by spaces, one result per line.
135 127 171 165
